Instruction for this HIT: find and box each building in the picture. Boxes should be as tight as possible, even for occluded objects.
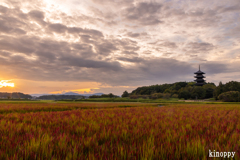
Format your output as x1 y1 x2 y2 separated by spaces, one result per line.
194 65 206 86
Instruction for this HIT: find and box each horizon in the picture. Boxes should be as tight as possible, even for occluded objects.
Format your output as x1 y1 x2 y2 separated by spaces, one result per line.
0 0 240 95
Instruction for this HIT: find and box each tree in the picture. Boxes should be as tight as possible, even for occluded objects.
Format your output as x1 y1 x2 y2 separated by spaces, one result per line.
213 81 224 100
203 83 216 98
121 91 129 97
178 90 191 100
218 91 240 102
224 81 240 92
214 81 240 100
108 93 114 98
191 86 206 99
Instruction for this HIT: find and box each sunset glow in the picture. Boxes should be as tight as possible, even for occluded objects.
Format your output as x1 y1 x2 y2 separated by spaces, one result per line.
0 80 15 88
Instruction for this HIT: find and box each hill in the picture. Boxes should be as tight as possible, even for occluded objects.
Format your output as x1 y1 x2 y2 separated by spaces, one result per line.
0 92 32 99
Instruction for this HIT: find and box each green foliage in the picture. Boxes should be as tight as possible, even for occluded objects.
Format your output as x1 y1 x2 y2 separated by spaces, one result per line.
131 82 188 95
171 94 178 98
121 91 129 98
178 90 191 100
203 83 216 98
191 86 206 99
129 93 172 100
218 91 240 102
131 82 219 100
89 93 118 98
163 93 171 99
151 93 163 99
163 89 171 93
129 95 149 99
224 81 240 91
186 82 196 87
214 81 240 100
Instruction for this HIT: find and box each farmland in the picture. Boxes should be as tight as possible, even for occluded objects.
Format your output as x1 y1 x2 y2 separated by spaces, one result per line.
0 102 240 159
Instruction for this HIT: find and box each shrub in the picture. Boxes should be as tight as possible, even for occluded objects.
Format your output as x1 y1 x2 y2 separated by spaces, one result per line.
171 94 178 98
218 91 240 102
129 95 139 99
129 95 149 99
163 93 171 99
150 93 163 99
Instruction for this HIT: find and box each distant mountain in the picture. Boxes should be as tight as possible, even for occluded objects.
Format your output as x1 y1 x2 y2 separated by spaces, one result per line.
36 94 85 100
82 93 104 97
31 94 49 97
63 92 80 95
31 92 104 97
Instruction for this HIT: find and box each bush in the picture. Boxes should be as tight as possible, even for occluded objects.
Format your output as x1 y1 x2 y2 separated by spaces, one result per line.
129 95 149 99
163 93 171 99
218 91 240 102
171 94 178 98
150 93 163 99
129 95 138 99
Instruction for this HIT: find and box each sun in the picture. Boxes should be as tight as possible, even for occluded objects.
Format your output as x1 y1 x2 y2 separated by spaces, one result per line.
0 80 15 88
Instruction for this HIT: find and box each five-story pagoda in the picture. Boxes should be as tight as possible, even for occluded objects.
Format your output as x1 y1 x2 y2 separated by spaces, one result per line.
194 65 206 86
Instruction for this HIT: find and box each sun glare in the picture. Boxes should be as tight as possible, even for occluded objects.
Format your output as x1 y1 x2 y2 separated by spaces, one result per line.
0 80 15 88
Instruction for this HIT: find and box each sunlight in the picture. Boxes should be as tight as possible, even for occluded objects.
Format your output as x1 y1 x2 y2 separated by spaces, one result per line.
0 80 15 88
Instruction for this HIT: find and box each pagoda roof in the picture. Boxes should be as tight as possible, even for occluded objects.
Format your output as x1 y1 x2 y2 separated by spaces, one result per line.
194 75 205 78
194 79 205 82
194 70 205 74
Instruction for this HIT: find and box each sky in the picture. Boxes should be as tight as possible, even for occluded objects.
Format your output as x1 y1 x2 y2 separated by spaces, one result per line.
0 0 240 95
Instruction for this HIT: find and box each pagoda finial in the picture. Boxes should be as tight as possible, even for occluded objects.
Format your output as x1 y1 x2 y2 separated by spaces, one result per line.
199 65 200 71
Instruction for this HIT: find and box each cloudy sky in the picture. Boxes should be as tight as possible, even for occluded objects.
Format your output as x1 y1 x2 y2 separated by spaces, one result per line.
0 0 240 95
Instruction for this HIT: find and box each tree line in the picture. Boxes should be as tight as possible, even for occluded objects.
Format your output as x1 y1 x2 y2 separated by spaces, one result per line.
122 81 240 101
0 92 32 99
89 93 119 98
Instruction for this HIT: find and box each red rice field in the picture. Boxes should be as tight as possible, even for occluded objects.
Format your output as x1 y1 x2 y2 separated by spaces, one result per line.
0 102 240 159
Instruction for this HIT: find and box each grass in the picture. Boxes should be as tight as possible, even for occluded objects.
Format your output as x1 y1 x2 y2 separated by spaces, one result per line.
0 102 157 114
0 102 240 159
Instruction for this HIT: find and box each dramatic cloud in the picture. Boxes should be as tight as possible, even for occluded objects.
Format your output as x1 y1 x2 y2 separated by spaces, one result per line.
123 2 163 25
0 0 240 94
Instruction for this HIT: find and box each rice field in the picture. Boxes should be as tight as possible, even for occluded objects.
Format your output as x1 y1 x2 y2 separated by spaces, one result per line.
0 102 239 159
